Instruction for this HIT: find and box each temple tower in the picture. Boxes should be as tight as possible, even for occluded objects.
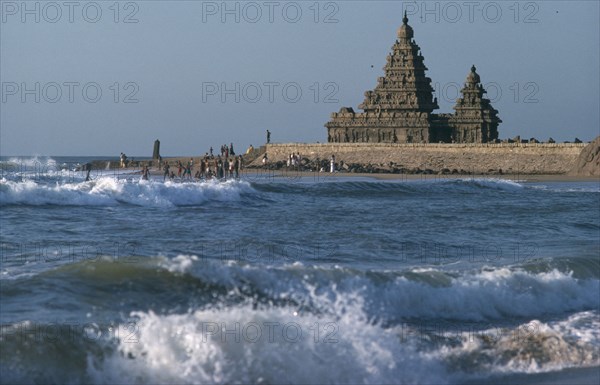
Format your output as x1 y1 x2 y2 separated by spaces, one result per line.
358 11 438 115
325 12 440 143
449 65 502 143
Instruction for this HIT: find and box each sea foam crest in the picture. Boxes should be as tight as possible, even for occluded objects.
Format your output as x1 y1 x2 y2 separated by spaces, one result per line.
344 267 599 322
155 255 600 323
87 295 599 384
441 178 524 192
88 300 448 385
0 177 253 207
2 156 58 168
437 310 600 377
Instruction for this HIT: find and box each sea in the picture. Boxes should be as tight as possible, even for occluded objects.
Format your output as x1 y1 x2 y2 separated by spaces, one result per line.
1 156 599 385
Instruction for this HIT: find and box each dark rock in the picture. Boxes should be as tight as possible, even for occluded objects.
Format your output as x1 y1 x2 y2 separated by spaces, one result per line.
569 136 600 176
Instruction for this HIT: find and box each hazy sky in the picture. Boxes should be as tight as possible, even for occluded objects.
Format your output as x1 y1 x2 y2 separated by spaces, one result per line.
1 0 599 156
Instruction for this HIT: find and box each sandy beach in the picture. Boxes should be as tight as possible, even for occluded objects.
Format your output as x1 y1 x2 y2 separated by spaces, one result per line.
126 158 599 183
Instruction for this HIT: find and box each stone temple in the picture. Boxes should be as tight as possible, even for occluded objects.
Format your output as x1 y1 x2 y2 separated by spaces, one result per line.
325 12 501 144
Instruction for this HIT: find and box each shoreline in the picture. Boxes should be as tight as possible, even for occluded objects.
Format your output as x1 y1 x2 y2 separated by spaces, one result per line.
85 137 599 182
98 165 600 183
242 170 599 183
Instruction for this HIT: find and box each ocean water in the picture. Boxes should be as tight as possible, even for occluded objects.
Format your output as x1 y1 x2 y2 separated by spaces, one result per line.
1 156 599 384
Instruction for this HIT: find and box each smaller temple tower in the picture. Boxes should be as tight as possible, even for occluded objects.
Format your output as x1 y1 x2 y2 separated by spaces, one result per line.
449 65 502 143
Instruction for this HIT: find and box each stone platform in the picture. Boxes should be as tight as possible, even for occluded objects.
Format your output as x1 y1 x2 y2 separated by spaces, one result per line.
255 142 588 175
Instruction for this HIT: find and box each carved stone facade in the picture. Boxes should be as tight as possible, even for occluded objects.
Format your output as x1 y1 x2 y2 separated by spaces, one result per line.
448 65 501 143
326 12 501 144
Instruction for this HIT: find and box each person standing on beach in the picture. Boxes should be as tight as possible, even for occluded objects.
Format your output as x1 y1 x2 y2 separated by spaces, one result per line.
217 156 223 179
83 163 92 181
200 157 206 179
229 158 235 177
223 158 229 179
177 161 183 178
187 158 194 180
163 162 170 181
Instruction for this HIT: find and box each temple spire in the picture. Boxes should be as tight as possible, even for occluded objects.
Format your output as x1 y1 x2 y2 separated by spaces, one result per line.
397 10 414 39
450 65 502 143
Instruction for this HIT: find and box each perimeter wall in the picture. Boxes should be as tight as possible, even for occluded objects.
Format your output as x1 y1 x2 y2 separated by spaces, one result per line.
257 143 587 174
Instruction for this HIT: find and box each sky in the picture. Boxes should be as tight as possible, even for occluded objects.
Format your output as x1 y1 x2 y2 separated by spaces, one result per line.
1 0 599 156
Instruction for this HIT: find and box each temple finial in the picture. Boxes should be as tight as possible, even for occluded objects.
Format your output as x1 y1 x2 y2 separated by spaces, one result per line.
403 10 408 24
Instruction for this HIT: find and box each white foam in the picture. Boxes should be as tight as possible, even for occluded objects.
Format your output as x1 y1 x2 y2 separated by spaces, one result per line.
0 177 254 207
377 267 599 321
84 263 599 384
159 255 199 273
436 311 600 376
168 257 599 322
3 156 57 168
88 301 449 384
529 183 600 193
455 178 524 191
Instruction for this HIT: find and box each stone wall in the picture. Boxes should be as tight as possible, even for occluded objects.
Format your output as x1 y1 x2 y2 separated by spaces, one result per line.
256 143 587 174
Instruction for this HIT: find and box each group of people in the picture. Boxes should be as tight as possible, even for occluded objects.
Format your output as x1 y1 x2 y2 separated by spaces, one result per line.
161 154 244 182
287 153 302 167
208 143 235 159
119 152 129 168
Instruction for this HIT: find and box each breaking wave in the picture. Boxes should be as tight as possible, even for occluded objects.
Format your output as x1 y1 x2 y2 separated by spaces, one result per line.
2 255 599 384
0 177 255 207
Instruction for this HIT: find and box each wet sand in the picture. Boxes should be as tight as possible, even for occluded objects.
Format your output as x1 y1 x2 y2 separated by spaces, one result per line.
237 169 600 183
110 156 599 183
138 166 599 183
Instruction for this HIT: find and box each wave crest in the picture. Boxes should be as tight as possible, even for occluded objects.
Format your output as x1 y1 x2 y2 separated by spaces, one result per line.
0 177 254 207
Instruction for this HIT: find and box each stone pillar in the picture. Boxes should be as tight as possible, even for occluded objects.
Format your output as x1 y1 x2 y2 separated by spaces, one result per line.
153 140 160 159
